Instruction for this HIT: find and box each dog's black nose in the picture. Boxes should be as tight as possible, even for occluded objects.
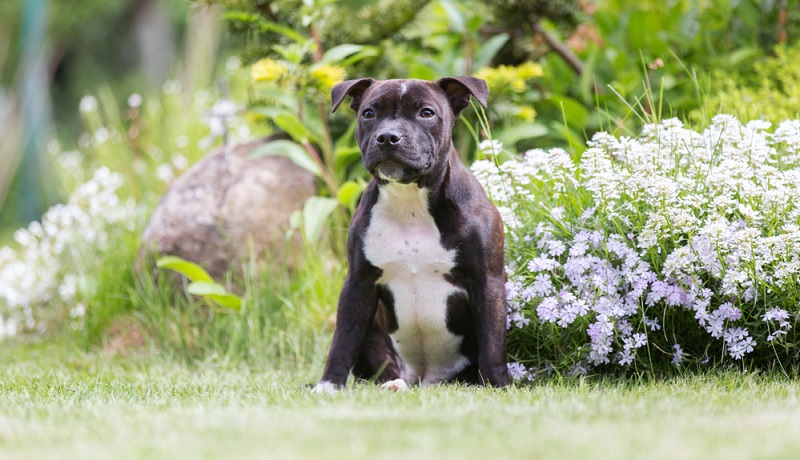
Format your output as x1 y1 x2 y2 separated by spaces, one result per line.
376 131 402 146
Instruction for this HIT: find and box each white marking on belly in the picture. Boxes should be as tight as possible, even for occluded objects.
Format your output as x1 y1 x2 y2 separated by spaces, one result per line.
363 183 469 385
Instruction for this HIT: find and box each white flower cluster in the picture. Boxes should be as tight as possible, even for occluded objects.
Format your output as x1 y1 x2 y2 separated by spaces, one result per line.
0 167 136 339
474 116 800 377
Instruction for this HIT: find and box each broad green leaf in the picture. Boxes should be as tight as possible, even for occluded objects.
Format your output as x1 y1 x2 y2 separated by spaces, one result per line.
222 12 307 44
250 90 298 111
338 47 380 68
333 120 357 149
249 107 294 120
156 256 213 283
249 140 321 177
273 113 310 143
474 34 510 70
549 95 589 128
303 196 339 243
334 146 362 169
725 47 761 68
337 180 364 212
439 0 465 34
497 123 548 146
321 44 365 64
187 282 243 311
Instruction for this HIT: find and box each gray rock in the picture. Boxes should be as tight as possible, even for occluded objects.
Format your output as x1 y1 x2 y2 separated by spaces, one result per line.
139 137 317 280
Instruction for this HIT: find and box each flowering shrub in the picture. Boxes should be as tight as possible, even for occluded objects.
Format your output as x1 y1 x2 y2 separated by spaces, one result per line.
472 115 800 379
0 168 136 339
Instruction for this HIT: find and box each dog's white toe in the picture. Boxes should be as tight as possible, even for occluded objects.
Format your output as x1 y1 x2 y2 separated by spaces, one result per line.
311 381 338 394
380 378 409 392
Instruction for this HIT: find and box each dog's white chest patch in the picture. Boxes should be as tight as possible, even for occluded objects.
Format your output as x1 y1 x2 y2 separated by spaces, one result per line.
363 183 469 385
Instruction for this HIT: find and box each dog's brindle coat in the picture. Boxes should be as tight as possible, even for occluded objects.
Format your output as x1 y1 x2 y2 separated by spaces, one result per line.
316 77 508 390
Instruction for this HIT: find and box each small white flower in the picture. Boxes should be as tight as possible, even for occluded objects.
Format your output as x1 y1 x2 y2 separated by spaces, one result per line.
156 164 174 182
127 93 143 108
478 139 503 157
79 95 98 113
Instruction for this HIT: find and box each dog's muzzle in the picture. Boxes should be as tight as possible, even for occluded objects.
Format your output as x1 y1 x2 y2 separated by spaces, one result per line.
374 159 427 184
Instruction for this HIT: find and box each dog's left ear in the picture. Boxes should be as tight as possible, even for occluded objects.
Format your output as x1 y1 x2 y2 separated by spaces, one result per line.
331 78 375 113
436 76 489 117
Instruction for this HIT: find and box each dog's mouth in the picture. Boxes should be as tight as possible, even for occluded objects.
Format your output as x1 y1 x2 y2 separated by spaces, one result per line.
373 160 430 184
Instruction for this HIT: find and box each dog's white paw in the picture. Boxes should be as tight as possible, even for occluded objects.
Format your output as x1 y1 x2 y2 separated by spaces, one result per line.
311 381 338 394
380 378 409 392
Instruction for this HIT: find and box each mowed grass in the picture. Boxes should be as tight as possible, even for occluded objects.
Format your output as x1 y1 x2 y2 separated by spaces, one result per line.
2 340 800 460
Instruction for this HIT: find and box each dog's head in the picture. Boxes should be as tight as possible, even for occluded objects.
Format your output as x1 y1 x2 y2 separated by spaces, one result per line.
331 77 488 185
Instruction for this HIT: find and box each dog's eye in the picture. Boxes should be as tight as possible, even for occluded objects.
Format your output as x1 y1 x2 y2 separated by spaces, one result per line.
420 108 435 119
362 109 375 119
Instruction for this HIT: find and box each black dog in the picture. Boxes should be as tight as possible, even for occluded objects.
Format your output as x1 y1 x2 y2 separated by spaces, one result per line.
314 77 508 392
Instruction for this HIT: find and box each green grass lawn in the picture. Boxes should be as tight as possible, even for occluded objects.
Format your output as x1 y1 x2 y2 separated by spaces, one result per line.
2 340 800 460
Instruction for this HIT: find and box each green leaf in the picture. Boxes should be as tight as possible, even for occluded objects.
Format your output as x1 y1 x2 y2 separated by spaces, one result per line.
321 44 365 64
474 34 510 70
273 113 310 143
303 196 339 243
249 140 321 177
222 11 307 44
187 282 242 311
439 0 465 34
496 123 548 146
156 256 213 283
334 146 362 169
249 107 294 120
337 180 364 213
338 47 380 68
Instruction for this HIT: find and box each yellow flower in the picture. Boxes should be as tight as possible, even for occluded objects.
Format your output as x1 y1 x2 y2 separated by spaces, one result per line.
510 78 526 93
311 64 347 92
474 67 496 85
251 59 288 83
475 61 543 93
516 62 544 79
516 106 537 122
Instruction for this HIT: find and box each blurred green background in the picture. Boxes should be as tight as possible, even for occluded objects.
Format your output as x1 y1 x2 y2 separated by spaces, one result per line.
1 0 798 237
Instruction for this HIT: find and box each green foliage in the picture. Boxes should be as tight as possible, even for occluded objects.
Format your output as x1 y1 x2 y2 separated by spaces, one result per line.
133 244 341 368
701 43 800 124
156 256 243 311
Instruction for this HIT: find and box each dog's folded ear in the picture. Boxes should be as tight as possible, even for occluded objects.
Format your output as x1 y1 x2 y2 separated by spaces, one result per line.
331 78 375 113
436 77 489 117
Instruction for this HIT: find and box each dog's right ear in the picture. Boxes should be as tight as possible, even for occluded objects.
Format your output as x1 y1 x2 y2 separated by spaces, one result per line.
331 78 375 113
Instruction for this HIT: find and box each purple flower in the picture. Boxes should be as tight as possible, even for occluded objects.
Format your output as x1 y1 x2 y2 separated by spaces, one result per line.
546 240 567 256
706 316 724 338
767 330 788 342
528 256 559 272
569 241 588 257
536 297 559 323
617 349 634 366
510 311 531 329
505 280 523 301
644 316 661 331
569 363 588 376
507 362 529 381
763 308 790 322
715 302 741 321
531 273 554 296
672 344 683 366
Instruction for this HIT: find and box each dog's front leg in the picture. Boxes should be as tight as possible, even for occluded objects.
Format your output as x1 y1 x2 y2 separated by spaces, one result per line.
475 272 509 387
316 274 379 390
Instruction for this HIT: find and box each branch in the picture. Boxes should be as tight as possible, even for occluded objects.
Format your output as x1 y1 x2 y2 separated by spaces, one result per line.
529 18 584 76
